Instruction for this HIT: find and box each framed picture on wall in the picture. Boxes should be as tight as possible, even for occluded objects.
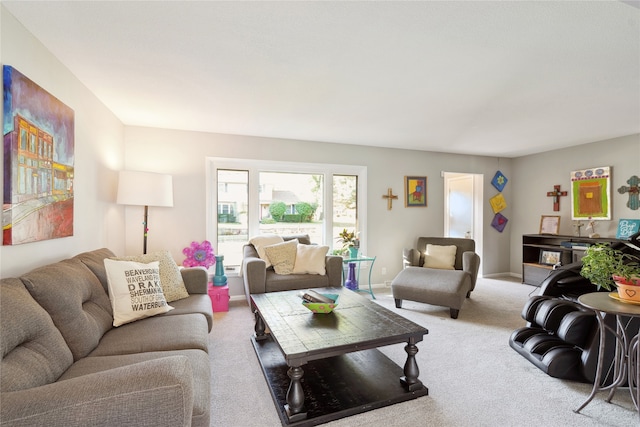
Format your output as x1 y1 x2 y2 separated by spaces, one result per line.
540 215 560 235
404 176 427 207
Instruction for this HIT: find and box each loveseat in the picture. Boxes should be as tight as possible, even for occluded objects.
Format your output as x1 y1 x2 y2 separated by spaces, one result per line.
242 234 343 306
0 248 212 427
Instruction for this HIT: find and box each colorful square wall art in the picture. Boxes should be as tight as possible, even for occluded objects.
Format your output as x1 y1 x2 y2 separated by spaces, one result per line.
491 213 508 232
489 193 507 214
3 66 75 245
571 167 611 220
491 170 508 192
404 176 427 207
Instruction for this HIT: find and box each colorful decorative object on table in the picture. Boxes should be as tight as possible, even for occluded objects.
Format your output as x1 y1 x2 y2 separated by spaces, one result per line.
571 166 611 220
404 176 427 207
546 184 568 212
344 262 358 290
348 246 359 259
213 255 227 287
491 171 508 192
617 175 639 211
182 240 216 268
491 213 508 232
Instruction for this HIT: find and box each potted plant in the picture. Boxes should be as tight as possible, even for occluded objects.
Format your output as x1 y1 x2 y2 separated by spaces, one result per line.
337 229 359 258
580 243 640 299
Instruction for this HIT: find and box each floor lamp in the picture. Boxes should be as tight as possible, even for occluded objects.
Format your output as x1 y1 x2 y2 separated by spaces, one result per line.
117 170 174 254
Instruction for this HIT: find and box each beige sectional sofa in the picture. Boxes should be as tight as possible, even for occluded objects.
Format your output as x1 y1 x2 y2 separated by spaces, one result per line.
0 248 212 427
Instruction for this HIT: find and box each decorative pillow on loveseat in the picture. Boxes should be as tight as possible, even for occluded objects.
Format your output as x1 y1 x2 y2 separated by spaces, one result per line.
104 259 174 327
115 250 189 302
249 234 284 268
263 239 298 275
293 244 329 275
423 244 457 270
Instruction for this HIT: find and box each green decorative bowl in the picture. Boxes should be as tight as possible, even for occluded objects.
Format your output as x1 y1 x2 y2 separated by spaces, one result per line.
302 293 339 314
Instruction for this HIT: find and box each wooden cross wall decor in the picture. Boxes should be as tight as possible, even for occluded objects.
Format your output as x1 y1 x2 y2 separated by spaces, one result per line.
617 175 640 210
382 188 398 210
546 184 568 211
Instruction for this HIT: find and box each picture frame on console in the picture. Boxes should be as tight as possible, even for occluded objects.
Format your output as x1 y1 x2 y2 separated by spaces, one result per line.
540 215 560 235
539 250 561 266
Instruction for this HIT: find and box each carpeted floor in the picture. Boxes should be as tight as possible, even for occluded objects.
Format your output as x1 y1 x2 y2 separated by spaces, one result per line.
208 277 638 426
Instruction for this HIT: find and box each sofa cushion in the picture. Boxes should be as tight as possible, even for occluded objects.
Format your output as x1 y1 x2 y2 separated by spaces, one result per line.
249 234 284 268
60 349 210 425
89 313 209 357
104 259 174 327
1 278 73 392
292 244 329 275
264 239 299 275
159 294 213 332
20 259 113 361
423 244 457 270
115 250 189 302
73 248 117 294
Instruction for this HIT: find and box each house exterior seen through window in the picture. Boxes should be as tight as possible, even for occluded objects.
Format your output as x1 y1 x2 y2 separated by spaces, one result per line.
209 159 366 269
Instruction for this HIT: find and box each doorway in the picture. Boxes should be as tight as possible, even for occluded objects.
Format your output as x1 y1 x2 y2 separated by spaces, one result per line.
443 172 483 273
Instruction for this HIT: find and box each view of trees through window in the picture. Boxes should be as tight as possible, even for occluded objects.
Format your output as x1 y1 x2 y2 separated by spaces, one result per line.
214 162 360 268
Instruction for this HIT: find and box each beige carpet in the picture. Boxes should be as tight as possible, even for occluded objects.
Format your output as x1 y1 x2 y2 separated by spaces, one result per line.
208 277 638 426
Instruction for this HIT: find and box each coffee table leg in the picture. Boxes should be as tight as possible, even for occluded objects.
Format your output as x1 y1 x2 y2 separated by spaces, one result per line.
284 365 307 422
400 337 424 392
253 310 267 341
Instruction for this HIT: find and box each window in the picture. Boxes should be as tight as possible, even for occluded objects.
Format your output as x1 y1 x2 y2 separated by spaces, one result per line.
207 158 367 269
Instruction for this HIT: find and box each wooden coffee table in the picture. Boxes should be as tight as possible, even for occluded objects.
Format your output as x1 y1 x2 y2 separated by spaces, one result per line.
250 287 429 426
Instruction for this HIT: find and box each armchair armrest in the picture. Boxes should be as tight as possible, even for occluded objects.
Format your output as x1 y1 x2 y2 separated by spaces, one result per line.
0 356 194 427
180 267 208 294
324 255 343 286
462 251 481 290
402 248 420 268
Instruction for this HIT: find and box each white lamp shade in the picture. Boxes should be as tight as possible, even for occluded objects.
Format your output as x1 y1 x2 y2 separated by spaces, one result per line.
117 170 174 207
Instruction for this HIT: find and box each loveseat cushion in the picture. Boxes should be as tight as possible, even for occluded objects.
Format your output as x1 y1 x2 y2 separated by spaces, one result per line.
20 259 113 361
1 278 73 392
89 313 209 357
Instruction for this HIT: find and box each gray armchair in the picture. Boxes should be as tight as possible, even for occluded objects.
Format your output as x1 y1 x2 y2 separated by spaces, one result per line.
242 234 343 306
391 237 480 319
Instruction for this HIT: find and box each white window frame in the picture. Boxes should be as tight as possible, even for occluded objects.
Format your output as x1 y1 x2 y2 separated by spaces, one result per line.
206 157 368 265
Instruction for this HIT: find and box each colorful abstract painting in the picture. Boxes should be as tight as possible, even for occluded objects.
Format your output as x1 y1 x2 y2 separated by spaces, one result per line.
404 176 427 207
3 66 75 245
571 166 610 220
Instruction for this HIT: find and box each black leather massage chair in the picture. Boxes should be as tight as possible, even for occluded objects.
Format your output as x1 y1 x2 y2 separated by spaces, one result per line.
510 232 640 384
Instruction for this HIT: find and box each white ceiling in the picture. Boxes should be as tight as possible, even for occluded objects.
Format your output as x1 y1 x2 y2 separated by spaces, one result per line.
3 1 639 158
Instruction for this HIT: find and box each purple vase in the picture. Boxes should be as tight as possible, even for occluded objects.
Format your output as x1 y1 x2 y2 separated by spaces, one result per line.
345 262 358 290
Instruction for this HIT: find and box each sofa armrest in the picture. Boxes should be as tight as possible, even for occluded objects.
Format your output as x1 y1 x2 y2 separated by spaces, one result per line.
462 251 481 290
180 267 208 294
325 255 343 287
0 356 194 427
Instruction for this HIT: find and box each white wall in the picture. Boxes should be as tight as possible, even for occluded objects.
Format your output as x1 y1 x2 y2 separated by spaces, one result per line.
124 126 513 295
0 6 125 277
510 134 640 275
